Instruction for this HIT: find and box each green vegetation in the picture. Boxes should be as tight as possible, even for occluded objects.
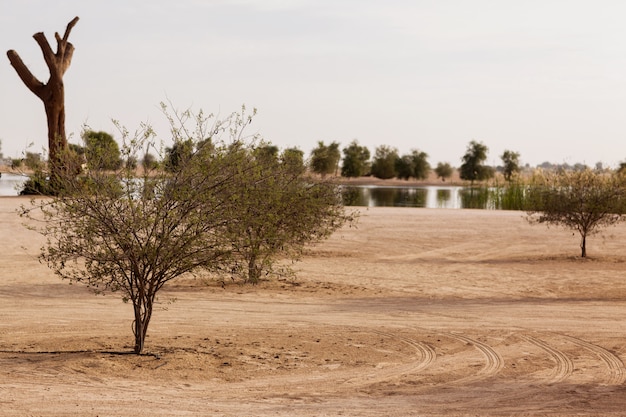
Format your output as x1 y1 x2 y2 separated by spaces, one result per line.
395 149 430 180
226 144 352 284
142 152 158 170
310 141 340 177
341 140 370 178
371 145 399 179
501 150 521 181
526 169 626 257
83 130 122 171
434 162 453 182
23 106 354 354
164 138 194 172
459 140 494 185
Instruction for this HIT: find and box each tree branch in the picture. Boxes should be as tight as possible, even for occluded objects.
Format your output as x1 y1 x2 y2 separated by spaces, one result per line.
62 16 80 43
6 50 46 98
33 32 57 77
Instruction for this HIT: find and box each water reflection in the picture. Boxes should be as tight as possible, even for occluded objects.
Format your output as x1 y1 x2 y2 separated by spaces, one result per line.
342 185 508 209
344 186 428 207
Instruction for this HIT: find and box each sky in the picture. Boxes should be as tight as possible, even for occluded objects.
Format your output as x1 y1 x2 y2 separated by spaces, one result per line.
1 0 626 168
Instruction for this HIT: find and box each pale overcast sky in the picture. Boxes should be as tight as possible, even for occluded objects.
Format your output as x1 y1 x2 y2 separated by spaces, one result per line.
1 0 626 167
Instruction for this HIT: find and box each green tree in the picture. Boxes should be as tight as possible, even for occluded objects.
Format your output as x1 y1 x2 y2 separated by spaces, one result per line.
434 162 453 182
68 143 85 156
395 149 430 181
253 144 279 162
142 152 158 170
164 139 193 172
501 150 521 181
23 152 43 171
24 105 352 354
459 140 493 185
526 169 626 257
370 145 398 180
341 140 370 178
281 147 305 174
225 146 353 284
310 141 341 177
395 154 414 180
83 130 122 171
410 149 430 180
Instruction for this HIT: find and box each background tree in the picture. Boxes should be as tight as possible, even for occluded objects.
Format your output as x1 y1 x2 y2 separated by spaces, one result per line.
395 154 414 180
164 139 194 172
459 140 493 185
526 169 626 257
434 162 453 182
501 150 521 181
83 130 122 171
410 149 430 180
253 144 279 162
7 17 79 184
24 106 352 354
281 147 305 174
142 152 158 170
395 149 430 181
310 141 340 177
341 140 370 178
23 152 43 171
370 145 398 180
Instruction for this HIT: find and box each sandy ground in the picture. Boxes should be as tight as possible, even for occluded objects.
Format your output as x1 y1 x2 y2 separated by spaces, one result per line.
1 197 626 416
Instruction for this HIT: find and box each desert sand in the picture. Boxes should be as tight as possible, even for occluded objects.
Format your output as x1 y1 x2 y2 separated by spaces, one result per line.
1 196 626 416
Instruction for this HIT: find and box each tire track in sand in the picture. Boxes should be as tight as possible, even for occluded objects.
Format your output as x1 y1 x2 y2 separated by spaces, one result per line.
561 335 626 385
445 333 504 382
343 330 436 386
520 334 574 383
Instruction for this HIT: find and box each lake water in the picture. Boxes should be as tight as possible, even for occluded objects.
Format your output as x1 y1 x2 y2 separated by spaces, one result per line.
0 174 505 210
0 173 28 196
341 185 505 209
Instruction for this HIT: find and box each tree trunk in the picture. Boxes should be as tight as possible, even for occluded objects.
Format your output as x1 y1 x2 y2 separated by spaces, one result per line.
248 253 261 284
133 299 153 354
6 17 79 185
581 234 587 258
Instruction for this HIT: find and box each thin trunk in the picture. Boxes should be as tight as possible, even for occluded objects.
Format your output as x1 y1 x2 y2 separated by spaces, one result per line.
581 234 587 258
248 253 260 284
133 299 153 354
133 303 145 354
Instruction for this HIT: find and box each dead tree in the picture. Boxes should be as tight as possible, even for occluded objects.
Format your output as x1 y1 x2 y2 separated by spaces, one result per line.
7 16 79 182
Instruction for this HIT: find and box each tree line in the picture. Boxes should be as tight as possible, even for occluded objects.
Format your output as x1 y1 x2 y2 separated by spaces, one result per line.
308 139 521 183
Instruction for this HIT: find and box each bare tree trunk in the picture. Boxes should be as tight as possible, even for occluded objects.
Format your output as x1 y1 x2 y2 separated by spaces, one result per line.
6 17 79 186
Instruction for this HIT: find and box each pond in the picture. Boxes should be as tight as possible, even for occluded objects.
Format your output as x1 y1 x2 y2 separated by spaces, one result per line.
341 185 515 210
